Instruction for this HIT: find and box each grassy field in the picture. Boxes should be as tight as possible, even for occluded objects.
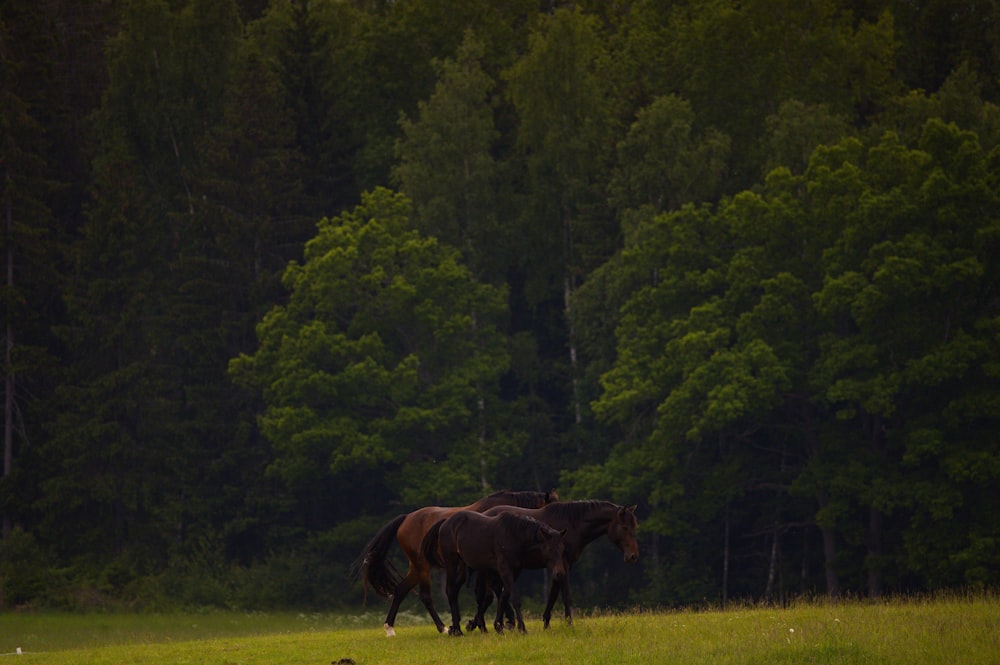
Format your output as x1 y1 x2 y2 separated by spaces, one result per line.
2 594 997 664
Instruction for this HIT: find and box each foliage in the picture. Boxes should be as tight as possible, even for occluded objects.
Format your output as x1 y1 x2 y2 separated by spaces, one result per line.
1 0 999 610
230 187 510 515
393 31 501 282
570 117 1000 599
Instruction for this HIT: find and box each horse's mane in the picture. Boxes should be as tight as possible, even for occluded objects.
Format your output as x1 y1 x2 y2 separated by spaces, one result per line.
496 512 554 541
546 500 627 524
483 489 555 508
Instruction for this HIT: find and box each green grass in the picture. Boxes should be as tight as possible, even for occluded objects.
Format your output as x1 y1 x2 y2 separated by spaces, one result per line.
2 594 997 664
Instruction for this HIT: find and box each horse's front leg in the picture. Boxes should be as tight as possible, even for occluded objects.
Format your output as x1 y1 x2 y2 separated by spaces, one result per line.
541 576 559 629
498 566 526 633
541 570 574 629
559 570 574 625
492 575 508 633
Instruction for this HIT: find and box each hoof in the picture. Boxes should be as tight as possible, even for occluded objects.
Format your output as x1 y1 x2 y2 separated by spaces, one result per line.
384 623 396 638
447 626 464 637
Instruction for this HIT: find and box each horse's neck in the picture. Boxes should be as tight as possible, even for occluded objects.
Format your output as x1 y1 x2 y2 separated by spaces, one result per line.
575 503 616 547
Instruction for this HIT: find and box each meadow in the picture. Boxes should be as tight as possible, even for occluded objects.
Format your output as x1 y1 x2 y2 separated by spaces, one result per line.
2 594 997 665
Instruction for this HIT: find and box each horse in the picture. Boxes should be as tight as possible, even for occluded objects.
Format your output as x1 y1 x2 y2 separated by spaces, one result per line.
422 510 568 636
472 500 638 631
355 489 558 636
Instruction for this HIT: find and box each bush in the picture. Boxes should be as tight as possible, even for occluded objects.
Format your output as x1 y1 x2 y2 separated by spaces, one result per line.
0 527 49 608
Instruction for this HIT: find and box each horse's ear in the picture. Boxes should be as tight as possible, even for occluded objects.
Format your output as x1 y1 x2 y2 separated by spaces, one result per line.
559 528 567 537
628 504 637 514
547 489 559 502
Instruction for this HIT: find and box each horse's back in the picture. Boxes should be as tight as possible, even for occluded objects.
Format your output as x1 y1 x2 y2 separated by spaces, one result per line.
441 509 491 540
470 489 557 512
395 495 511 553
398 505 461 559
482 504 536 519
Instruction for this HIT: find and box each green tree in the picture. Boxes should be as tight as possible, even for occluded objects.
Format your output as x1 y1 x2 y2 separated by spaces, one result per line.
230 188 511 528
574 93 730 466
572 117 1000 601
0 0 58 542
159 38 313 562
609 94 730 217
45 134 177 566
338 0 509 191
763 99 851 176
42 0 242 573
667 0 898 188
270 0 358 215
811 121 1000 591
891 0 1000 99
393 31 501 282
879 64 1000 151
504 7 618 456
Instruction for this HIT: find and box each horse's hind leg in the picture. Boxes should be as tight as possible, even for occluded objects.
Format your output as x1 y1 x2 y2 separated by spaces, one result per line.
383 572 417 637
444 559 467 636
503 596 516 630
417 572 447 634
493 585 505 633
472 572 491 632
385 566 446 635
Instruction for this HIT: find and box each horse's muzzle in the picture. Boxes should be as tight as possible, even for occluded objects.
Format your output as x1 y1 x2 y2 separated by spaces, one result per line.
624 551 639 564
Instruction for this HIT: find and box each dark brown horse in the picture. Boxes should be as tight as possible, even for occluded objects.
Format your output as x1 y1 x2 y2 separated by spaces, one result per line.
355 489 557 636
475 500 638 631
422 510 568 636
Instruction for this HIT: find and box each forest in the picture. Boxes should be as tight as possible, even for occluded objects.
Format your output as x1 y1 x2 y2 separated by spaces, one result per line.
1 0 998 611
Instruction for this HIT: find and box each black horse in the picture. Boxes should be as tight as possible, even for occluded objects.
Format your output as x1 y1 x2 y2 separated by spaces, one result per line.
422 510 568 636
473 500 639 631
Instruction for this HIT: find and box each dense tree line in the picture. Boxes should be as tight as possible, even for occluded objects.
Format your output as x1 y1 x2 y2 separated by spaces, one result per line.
1 0 997 609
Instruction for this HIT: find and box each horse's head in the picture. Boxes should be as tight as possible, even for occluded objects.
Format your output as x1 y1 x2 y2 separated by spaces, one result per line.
609 504 639 564
538 524 568 581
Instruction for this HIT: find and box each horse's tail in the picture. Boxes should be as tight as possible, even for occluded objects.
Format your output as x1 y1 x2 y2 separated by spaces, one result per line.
354 513 407 599
421 519 445 568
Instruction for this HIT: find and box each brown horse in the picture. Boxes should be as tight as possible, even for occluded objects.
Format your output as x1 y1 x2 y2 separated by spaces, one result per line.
422 511 568 636
475 500 638 631
356 489 557 636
